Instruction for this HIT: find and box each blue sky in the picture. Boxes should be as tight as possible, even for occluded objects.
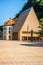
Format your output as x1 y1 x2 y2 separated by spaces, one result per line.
0 0 27 25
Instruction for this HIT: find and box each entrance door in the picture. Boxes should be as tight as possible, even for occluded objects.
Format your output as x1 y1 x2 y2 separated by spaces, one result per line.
13 32 18 40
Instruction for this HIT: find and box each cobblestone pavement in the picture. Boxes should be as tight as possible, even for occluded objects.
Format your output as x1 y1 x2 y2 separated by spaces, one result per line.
0 40 43 65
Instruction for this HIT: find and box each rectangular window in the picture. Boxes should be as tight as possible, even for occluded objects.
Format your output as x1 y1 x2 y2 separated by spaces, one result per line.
22 36 27 40
9 31 10 34
22 31 30 34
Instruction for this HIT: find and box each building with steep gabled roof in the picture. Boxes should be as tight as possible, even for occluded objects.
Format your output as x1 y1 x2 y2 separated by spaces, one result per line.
13 7 40 41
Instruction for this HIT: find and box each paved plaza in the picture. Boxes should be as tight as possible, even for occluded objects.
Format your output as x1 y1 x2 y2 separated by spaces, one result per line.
0 40 43 65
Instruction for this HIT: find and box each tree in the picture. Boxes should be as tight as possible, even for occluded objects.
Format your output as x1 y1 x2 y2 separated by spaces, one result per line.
0 26 3 32
40 18 43 23
21 0 43 19
15 0 43 19
39 23 43 37
0 26 3 37
15 13 20 18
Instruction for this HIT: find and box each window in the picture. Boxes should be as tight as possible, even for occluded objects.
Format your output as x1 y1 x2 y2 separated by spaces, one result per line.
9 27 12 30
9 31 10 34
3 27 6 30
22 36 27 40
22 31 30 34
9 27 10 30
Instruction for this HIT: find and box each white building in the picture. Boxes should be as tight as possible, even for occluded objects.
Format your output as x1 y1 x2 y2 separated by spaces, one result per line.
3 19 16 40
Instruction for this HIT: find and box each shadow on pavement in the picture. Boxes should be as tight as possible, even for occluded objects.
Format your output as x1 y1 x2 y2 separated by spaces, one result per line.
20 42 43 47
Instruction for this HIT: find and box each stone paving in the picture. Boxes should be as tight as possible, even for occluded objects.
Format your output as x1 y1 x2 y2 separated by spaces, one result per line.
0 40 43 65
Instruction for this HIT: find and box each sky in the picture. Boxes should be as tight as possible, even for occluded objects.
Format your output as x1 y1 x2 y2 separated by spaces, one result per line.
0 0 28 25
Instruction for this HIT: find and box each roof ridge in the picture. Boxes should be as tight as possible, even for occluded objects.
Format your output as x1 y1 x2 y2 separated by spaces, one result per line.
20 7 32 15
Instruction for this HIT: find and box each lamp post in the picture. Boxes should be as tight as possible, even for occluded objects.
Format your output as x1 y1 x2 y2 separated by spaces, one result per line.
31 30 33 41
27 26 29 41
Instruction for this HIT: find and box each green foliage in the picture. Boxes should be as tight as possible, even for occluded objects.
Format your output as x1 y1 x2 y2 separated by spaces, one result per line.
0 32 3 37
21 0 43 19
39 0 43 6
40 18 43 23
0 26 3 32
15 13 20 18
15 0 43 19
0 26 3 37
39 22 43 37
